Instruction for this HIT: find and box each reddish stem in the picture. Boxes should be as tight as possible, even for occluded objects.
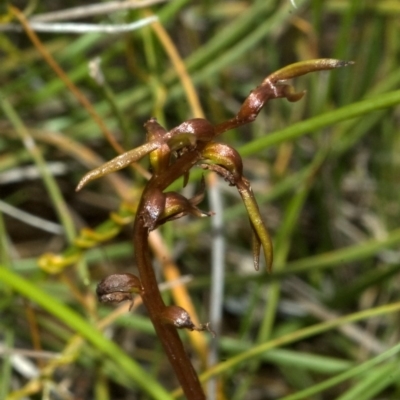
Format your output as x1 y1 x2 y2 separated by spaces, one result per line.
130 122 254 398
134 188 205 399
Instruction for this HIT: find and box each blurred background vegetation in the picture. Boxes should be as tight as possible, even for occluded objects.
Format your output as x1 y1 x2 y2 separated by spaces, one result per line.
1 0 400 399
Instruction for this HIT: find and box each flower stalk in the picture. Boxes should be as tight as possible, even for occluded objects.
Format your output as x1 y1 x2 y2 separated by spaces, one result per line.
76 59 353 398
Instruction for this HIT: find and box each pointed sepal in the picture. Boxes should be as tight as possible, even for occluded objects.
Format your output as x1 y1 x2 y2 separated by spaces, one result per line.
236 178 273 272
76 141 160 191
155 177 212 226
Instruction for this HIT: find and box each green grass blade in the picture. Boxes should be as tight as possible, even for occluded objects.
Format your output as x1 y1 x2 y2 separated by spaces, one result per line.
0 266 173 400
281 346 400 400
239 89 400 156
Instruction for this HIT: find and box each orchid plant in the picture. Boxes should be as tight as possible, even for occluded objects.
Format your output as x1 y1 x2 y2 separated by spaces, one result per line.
76 59 353 399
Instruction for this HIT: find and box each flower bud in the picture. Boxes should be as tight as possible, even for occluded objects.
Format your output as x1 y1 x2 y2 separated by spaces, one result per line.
156 190 212 227
159 306 215 336
142 189 166 231
96 273 142 309
160 305 196 330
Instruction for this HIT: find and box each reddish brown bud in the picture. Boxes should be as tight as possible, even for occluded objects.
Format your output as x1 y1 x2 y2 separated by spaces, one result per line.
165 192 206 219
96 273 142 309
141 189 166 231
159 306 215 336
156 189 212 227
160 305 196 330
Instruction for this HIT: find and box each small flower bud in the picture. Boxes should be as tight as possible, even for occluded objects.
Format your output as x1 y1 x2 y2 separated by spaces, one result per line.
156 191 212 227
159 306 215 336
96 273 142 310
160 305 196 330
141 189 166 231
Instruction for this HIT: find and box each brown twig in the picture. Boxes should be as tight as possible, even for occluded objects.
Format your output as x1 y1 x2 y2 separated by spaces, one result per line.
134 213 206 399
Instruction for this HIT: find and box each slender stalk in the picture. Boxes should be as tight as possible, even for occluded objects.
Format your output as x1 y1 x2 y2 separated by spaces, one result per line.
133 195 205 399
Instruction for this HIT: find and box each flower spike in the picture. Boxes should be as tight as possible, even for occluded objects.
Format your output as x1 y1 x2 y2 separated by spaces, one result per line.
71 58 353 399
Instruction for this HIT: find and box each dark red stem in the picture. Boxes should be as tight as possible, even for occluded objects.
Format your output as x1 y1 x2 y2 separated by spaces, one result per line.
130 118 256 397
133 186 206 399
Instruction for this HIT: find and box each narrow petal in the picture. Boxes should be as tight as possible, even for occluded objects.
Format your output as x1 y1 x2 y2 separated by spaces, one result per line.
76 141 160 191
156 190 212 227
236 178 273 272
265 59 354 83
